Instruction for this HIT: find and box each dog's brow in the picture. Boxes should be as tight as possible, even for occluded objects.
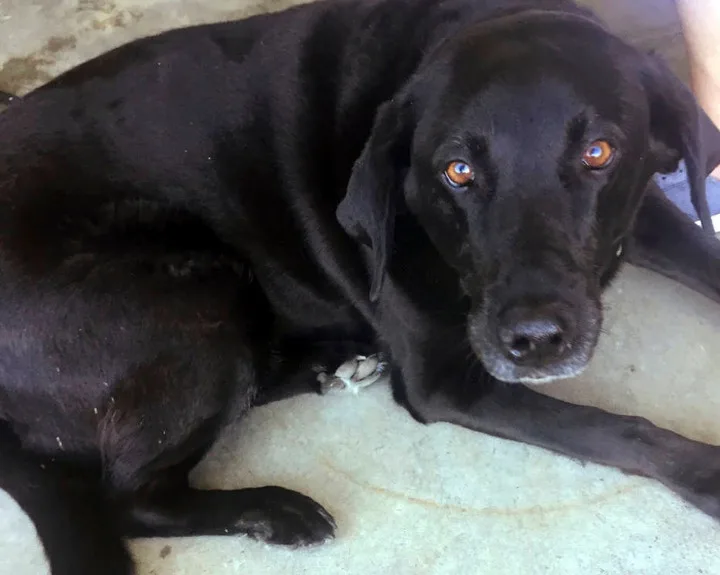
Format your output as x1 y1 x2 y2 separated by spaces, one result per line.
566 114 588 146
465 133 498 192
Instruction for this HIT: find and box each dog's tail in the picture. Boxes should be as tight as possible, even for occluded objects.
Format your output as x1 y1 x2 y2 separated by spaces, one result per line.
0 422 134 575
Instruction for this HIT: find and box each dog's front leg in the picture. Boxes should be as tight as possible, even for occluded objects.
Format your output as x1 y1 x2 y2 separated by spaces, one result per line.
627 182 720 303
396 351 720 520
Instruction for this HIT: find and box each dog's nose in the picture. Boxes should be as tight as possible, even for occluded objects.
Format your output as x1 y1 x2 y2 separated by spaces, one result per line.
497 307 569 365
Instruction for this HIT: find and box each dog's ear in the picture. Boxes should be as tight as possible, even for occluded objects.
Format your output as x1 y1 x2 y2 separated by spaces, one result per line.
337 97 413 302
640 55 720 232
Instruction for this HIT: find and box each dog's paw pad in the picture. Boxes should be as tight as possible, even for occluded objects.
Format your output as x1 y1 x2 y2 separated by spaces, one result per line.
318 353 389 395
234 489 336 547
234 513 275 541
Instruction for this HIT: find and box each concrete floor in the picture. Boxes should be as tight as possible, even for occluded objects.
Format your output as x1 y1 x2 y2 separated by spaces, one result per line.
2 1 720 574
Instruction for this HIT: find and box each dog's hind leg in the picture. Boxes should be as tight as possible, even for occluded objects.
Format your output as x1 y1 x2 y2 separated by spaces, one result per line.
627 181 720 303
100 346 336 547
0 422 133 575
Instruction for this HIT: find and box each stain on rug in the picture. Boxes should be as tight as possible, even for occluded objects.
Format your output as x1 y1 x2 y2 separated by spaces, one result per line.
0 36 76 94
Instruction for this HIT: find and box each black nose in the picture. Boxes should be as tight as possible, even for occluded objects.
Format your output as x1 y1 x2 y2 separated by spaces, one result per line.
497 307 570 365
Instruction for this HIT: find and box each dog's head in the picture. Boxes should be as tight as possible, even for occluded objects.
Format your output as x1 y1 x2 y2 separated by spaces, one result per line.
338 10 718 385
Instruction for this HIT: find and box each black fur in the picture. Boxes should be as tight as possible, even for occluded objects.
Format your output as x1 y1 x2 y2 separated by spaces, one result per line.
2 1 720 573
0 90 16 104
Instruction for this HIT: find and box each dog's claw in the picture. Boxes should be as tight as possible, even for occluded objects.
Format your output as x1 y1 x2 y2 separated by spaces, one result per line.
317 353 389 395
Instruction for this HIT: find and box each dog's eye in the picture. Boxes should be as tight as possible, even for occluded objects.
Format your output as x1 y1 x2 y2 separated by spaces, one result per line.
443 161 475 189
582 140 615 169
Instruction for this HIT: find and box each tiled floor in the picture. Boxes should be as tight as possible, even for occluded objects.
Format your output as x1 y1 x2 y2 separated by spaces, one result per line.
2 2 720 575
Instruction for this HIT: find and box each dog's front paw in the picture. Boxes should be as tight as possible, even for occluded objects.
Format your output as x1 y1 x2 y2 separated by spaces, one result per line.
316 353 389 395
234 487 336 547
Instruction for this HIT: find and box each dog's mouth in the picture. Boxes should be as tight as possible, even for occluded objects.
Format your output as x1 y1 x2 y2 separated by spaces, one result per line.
467 299 602 385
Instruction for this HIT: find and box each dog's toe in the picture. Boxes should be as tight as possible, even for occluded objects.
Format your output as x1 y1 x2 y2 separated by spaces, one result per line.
234 487 336 547
318 353 389 395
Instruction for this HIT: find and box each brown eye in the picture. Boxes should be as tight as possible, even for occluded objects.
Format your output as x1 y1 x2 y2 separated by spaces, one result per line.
582 140 615 169
444 161 475 189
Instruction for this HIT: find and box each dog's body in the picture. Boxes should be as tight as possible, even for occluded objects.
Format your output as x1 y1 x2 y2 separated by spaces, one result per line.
3 0 720 573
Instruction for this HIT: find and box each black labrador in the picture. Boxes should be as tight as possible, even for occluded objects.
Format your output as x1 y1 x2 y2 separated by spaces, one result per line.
2 0 720 573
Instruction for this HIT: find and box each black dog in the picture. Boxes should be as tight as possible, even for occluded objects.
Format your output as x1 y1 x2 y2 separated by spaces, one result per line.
3 0 720 573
